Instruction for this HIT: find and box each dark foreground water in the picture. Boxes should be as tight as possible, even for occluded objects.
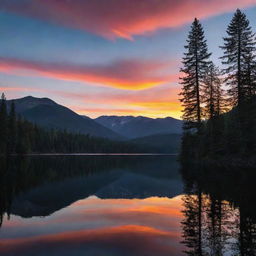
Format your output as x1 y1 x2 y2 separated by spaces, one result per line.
0 156 255 255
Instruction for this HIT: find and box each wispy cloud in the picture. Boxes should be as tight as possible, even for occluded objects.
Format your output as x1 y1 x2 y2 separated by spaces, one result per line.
0 57 177 90
2 0 256 39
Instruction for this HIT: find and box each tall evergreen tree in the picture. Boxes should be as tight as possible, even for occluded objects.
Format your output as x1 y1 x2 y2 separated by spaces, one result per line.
243 52 256 99
203 63 226 119
180 18 211 132
220 9 256 107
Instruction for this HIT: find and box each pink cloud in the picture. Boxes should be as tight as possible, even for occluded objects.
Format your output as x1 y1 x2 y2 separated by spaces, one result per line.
0 57 177 90
2 0 256 39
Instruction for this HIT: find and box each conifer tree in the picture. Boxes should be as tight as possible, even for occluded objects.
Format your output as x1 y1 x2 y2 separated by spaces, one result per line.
180 18 211 132
243 53 256 99
220 9 256 106
203 63 226 119
16 117 32 154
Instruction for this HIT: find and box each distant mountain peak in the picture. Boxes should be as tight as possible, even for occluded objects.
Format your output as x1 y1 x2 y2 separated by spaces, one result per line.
7 95 58 113
18 95 55 102
13 95 57 105
95 115 182 139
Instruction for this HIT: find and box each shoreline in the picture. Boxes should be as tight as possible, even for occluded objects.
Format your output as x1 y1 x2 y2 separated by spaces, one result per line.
3 153 179 157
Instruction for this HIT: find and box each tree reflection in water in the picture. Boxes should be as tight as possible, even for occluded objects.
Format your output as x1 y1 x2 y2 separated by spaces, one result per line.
180 162 256 256
1 156 256 255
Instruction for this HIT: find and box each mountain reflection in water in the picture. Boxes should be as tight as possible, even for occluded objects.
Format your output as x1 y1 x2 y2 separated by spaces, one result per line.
0 156 255 255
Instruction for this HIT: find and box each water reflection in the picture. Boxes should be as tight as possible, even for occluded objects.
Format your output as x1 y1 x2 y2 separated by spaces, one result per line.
0 156 255 255
0 156 184 256
180 163 256 256
0 196 185 256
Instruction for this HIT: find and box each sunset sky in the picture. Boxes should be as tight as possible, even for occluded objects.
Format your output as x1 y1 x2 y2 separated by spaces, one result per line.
1 0 256 119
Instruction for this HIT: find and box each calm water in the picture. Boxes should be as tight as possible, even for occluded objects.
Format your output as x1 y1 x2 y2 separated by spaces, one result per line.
0 156 255 255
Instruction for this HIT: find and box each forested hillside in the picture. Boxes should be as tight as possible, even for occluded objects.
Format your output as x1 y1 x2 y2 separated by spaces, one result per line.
0 94 146 155
182 99 256 163
179 10 256 164
130 133 181 153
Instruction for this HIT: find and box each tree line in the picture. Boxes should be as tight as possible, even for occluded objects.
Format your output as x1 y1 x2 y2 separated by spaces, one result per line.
0 93 146 155
180 9 256 161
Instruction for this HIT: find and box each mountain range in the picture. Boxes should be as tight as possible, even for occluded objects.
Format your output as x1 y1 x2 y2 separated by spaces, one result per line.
7 96 122 140
95 115 182 139
7 96 182 150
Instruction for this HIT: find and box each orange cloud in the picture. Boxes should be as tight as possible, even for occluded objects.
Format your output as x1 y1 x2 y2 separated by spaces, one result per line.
128 101 181 111
54 86 180 106
0 57 177 90
60 86 182 118
2 0 256 39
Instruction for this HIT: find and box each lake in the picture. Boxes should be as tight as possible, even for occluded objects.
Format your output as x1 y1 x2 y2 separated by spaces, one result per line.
0 156 255 255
